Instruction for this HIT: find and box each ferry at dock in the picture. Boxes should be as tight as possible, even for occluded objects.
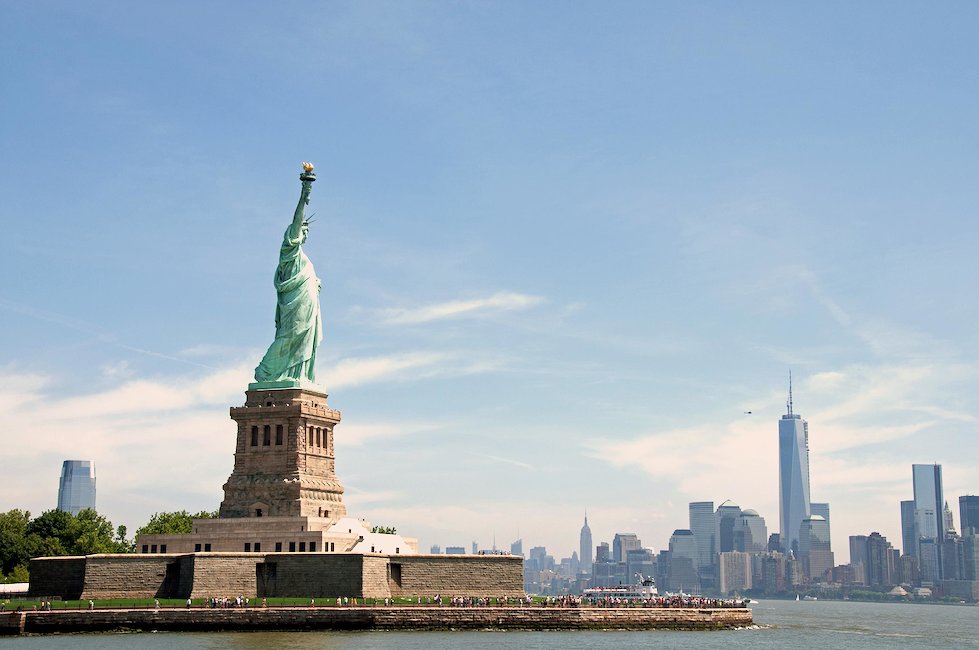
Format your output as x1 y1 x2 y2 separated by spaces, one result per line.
582 574 659 600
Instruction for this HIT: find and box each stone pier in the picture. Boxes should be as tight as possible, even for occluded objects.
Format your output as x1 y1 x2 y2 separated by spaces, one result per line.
1 606 752 635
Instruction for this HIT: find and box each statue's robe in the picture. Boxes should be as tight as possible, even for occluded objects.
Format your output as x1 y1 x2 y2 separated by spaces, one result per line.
254 226 322 382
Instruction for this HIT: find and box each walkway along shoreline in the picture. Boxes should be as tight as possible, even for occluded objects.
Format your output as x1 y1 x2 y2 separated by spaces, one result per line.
1 606 752 634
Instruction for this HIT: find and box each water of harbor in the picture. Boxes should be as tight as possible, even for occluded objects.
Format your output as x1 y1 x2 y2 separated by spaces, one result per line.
1 599 977 649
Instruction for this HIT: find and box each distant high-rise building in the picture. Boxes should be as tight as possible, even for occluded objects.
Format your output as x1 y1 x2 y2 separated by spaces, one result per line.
912 463 944 579
625 547 656 583
960 495 979 535
689 501 716 591
579 513 593 573
734 509 767 553
779 374 811 556
918 538 940 585
510 538 523 557
912 464 944 540
717 551 752 594
472 540 479 554
57 460 96 515
799 515 833 582
612 533 641 563
767 533 781 553
430 544 442 554
810 502 830 541
667 529 699 592
688 501 715 571
595 542 611 563
865 532 895 587
963 530 979 581
715 500 742 553
943 501 955 534
941 533 965 581
900 500 918 558
849 535 869 585
445 546 465 555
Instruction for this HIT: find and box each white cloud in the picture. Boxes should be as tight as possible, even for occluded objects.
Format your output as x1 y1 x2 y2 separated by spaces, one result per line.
336 419 445 448
478 454 535 470
323 352 451 388
378 292 543 325
323 351 508 388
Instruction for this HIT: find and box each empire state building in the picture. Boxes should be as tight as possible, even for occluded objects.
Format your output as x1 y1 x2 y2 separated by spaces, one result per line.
580 512 593 574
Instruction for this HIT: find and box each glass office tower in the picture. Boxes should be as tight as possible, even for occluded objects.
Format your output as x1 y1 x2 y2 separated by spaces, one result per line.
779 376 811 556
57 460 96 515
912 463 944 580
961 495 979 535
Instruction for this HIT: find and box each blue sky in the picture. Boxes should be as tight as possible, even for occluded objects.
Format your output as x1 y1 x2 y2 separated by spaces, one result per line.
2 2 978 562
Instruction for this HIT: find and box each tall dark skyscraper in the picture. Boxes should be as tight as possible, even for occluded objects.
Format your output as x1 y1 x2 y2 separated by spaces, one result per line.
689 501 715 571
779 374 811 556
960 495 979 535
579 512 593 574
612 533 641 563
57 460 96 515
912 463 945 582
900 500 918 557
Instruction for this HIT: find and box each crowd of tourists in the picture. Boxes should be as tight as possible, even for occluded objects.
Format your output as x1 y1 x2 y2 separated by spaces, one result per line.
580 594 747 608
6 593 745 611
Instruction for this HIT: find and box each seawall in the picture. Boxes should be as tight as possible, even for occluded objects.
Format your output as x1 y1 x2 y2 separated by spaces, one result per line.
1 606 751 635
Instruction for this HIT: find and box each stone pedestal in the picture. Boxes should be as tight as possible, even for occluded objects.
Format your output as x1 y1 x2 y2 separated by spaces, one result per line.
219 387 347 521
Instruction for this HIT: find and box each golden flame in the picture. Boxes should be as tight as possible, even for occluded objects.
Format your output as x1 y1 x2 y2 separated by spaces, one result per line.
302 162 315 173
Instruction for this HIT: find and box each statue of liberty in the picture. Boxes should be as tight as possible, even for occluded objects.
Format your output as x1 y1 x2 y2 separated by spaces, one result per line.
254 163 323 385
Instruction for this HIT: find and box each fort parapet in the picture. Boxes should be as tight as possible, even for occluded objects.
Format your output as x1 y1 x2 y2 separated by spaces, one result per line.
29 552 524 601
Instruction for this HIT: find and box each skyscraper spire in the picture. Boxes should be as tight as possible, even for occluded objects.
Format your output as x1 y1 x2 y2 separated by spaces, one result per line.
787 370 794 416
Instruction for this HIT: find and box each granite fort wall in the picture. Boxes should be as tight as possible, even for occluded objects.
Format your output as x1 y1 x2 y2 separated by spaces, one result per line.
262 554 364 598
80 555 184 600
389 555 525 597
27 553 523 600
187 555 263 599
28 557 86 600
3 606 752 635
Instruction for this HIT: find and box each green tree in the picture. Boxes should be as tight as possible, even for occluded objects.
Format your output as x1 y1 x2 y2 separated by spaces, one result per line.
0 510 31 576
25 509 78 553
114 525 134 553
74 508 124 554
135 510 217 537
2 564 30 584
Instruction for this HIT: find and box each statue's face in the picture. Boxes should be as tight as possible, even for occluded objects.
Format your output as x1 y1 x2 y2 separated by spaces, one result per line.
301 224 309 242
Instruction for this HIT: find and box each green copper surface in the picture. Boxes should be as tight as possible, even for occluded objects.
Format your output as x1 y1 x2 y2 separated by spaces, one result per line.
253 168 323 385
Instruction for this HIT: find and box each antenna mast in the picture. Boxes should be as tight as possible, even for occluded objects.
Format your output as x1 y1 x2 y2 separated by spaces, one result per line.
787 370 794 416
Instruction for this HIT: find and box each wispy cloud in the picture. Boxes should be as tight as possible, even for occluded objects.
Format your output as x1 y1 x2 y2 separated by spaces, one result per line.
0 298 217 370
323 352 451 388
478 454 534 470
337 419 446 447
378 292 543 325
323 351 509 388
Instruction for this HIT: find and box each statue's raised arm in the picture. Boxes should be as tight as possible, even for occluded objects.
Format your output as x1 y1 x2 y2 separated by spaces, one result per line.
288 162 316 242
252 163 324 387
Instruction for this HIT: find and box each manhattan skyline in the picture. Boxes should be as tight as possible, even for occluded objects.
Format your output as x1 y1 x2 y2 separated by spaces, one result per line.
2 2 978 563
